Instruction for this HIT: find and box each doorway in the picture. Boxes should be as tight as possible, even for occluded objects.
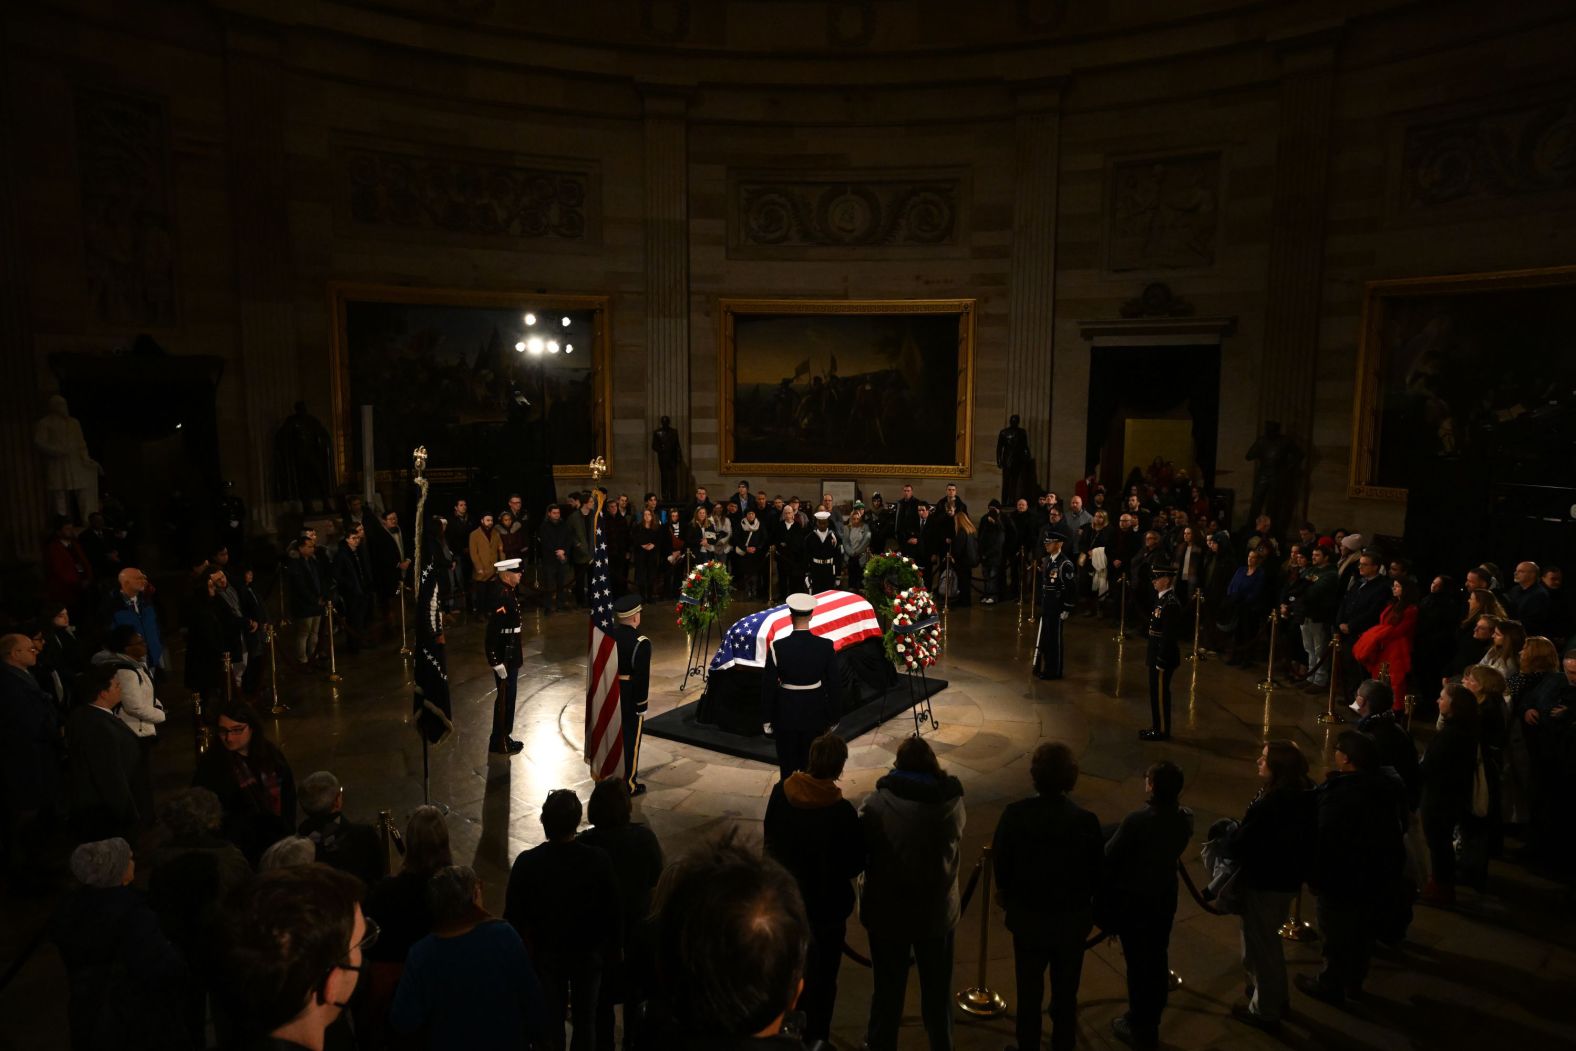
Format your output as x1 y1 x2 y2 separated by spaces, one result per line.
1084 344 1221 494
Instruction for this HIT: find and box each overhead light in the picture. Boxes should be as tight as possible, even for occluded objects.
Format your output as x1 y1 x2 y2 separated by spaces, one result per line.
514 341 526 353
565 343 574 354
561 316 571 327
524 312 536 326
547 340 560 354
175 422 183 430
526 336 544 355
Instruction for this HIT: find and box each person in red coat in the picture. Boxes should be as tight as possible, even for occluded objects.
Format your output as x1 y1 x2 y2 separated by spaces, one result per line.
1353 578 1419 707
42 516 94 617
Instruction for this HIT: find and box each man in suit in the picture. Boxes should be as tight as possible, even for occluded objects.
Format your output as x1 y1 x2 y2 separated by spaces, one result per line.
66 664 143 841
332 527 372 653
1336 550 1389 701
761 594 842 780
611 593 651 795
893 484 922 559
1034 533 1077 680
367 509 411 623
485 558 526 755
1142 566 1182 741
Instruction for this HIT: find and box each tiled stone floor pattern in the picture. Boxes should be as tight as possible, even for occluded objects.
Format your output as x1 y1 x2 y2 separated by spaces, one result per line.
5 596 1574 1050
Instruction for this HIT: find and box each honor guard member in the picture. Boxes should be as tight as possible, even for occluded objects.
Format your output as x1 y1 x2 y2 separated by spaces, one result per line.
485 558 525 755
761 593 842 780
805 511 842 593
1033 531 1077 680
611 593 651 795
1142 565 1182 741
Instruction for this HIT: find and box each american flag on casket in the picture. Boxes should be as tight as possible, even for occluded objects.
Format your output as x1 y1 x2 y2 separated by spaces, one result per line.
709 590 884 672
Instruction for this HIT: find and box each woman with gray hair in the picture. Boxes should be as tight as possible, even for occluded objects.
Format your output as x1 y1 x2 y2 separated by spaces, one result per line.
390 865 548 1048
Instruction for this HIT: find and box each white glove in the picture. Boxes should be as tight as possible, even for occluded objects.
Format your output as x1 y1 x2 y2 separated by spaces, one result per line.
492 663 507 677
1060 611 1069 621
762 722 774 736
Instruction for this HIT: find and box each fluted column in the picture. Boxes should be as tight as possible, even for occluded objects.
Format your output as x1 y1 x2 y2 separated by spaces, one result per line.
224 28 297 533
1005 81 1063 486
0 17 46 562
641 90 690 484
1258 28 1340 445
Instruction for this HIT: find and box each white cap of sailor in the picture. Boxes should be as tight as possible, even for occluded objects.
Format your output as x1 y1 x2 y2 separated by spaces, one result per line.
494 558 522 573
786 593 816 616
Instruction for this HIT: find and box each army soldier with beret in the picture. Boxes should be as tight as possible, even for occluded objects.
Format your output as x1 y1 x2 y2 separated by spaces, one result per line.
611 592 650 795
486 558 525 755
1033 531 1077 680
1142 565 1182 741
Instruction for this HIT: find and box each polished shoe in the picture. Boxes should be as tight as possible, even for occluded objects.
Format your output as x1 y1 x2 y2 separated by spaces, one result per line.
1230 1003 1281 1032
630 782 648 796
1294 972 1345 1006
1110 1015 1158 1050
1138 729 1171 741
488 737 525 756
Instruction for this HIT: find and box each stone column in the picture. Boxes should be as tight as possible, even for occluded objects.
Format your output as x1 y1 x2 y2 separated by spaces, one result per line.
0 19 46 561
1257 27 1341 447
224 27 297 534
641 90 690 488
1005 81 1063 490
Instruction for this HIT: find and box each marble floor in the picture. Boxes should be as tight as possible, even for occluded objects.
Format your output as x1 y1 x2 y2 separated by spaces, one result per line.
6 593 1575 1050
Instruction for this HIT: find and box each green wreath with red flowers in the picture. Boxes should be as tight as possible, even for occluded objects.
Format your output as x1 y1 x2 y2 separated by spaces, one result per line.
675 560 733 636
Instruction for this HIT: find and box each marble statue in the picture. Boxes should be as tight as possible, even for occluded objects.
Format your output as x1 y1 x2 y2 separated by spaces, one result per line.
652 415 684 503
34 394 102 520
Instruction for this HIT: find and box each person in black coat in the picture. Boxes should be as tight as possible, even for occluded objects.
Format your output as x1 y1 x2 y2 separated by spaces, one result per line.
1219 741 1315 1031
333 529 373 653
1033 533 1077 680
192 701 298 866
1298 731 1407 1007
1142 566 1183 740
1102 761 1194 1050
760 594 842 780
1336 553 1390 699
1417 683 1482 907
763 733 865 1045
1352 680 1420 810
297 770 386 888
2 633 62 886
992 742 1102 1051
66 665 144 842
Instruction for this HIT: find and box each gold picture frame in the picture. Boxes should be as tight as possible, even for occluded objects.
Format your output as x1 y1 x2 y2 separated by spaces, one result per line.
328 282 611 483
1348 264 1576 500
718 298 975 478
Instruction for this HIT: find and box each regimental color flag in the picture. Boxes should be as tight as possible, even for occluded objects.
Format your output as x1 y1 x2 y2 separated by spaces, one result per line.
708 589 883 673
584 492 624 781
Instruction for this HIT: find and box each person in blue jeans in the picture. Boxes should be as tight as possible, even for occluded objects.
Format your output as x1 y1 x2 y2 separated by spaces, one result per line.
858 737 966 1051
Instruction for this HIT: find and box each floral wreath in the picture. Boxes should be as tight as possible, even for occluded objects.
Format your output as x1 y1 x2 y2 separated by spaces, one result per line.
887 586 941 670
862 552 923 626
675 560 733 635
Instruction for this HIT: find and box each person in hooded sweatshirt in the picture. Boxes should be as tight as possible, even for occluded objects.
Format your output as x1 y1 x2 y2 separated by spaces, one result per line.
763 732 865 1045
858 736 965 1051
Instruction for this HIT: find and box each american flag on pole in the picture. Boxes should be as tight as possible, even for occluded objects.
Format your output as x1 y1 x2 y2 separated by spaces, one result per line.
709 590 883 672
584 493 623 781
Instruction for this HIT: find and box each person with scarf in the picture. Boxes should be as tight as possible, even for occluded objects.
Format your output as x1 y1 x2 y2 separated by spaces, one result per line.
193 700 297 866
415 516 456 747
1352 577 1420 705
735 508 766 599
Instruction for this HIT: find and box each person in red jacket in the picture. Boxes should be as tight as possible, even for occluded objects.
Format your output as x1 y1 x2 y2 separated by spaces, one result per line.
1353 578 1420 707
42 515 94 618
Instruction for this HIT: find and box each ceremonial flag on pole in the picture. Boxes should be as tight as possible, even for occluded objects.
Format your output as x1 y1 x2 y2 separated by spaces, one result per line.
584 492 623 780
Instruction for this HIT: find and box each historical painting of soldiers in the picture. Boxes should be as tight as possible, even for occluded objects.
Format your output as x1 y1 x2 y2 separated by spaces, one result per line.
719 299 975 477
331 285 610 483
1348 266 1576 500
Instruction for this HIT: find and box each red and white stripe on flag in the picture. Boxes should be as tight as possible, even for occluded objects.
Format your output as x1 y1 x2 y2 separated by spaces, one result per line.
585 621 624 781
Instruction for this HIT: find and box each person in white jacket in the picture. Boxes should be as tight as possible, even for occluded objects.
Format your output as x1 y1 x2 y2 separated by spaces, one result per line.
93 625 165 823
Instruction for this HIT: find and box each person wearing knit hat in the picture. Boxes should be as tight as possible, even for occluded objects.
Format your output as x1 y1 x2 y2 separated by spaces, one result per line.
69 836 133 888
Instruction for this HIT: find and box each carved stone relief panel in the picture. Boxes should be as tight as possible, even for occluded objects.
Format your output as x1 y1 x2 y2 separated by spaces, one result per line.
1104 152 1220 272
73 86 176 328
1397 96 1576 212
338 139 599 246
728 169 966 258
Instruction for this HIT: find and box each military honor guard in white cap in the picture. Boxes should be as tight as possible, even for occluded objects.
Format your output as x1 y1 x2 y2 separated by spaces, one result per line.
1142 564 1182 740
1033 530 1077 680
485 558 525 755
611 592 651 794
804 510 843 592
761 593 842 779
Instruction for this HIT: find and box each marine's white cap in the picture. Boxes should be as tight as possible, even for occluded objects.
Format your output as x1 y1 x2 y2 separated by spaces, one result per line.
787 593 816 615
494 558 522 572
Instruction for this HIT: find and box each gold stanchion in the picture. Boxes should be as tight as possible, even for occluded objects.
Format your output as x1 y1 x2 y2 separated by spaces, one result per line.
1317 635 1344 725
221 652 233 705
1278 888 1318 941
398 582 412 656
1112 584 1127 641
1257 611 1279 692
767 549 776 605
1403 690 1417 735
264 623 289 715
325 602 343 683
1168 970 1183 991
277 581 290 627
377 808 405 871
191 691 211 756
955 846 1008 1017
1186 588 1203 661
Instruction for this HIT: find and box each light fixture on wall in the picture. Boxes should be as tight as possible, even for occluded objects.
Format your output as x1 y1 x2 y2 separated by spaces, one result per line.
524 312 537 326
561 316 571 327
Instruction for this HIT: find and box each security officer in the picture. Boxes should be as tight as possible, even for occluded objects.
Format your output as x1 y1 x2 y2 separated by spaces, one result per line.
611 592 650 795
761 593 842 780
804 510 843 593
1033 531 1077 679
1142 565 1182 741
485 557 525 755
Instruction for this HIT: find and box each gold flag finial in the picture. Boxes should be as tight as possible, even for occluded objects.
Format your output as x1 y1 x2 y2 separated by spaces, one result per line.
589 455 607 480
413 446 428 473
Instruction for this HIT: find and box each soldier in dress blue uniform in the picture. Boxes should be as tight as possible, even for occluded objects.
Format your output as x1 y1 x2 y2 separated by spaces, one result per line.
1033 531 1077 679
761 593 842 780
1141 565 1182 741
485 558 525 755
804 510 843 593
610 592 651 795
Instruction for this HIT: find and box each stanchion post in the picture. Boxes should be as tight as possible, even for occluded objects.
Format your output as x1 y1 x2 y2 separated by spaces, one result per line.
1257 610 1278 692
398 582 412 656
1278 888 1318 941
325 602 343 683
221 653 233 705
955 845 1008 1018
264 623 289 715
1112 584 1127 641
1318 634 1344 725
191 691 211 757
1186 588 1203 661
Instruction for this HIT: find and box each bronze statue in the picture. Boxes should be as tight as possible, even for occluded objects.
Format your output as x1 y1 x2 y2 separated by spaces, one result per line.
652 415 683 503
273 401 334 511
1245 420 1302 527
996 413 1033 505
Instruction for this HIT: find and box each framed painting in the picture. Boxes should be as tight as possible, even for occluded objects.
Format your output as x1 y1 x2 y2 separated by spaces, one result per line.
329 284 610 485
1348 265 1576 500
718 298 975 478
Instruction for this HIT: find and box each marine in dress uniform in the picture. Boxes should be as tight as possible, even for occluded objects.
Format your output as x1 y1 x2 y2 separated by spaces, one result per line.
1142 565 1182 741
485 558 525 755
804 511 843 593
1033 532 1077 680
610 593 650 795
761 593 843 780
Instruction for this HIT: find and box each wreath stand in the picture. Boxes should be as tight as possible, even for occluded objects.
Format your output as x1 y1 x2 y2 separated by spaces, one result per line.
892 614 941 735
679 575 726 693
